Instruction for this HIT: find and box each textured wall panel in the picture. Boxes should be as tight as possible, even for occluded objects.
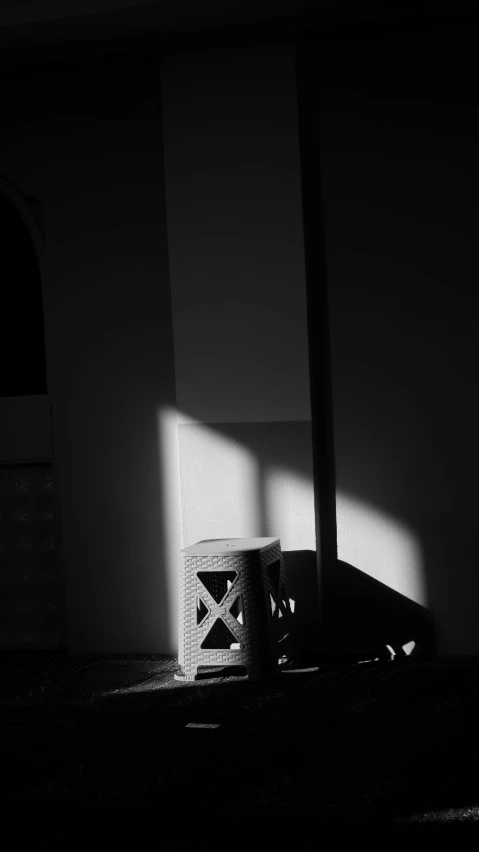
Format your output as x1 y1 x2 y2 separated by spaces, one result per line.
0 464 62 649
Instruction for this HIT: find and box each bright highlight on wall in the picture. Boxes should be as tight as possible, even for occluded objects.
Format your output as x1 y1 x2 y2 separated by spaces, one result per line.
263 467 316 552
336 491 426 606
178 421 264 547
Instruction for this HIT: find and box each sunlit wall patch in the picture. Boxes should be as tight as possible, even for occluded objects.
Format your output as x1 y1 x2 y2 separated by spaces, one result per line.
336 491 426 606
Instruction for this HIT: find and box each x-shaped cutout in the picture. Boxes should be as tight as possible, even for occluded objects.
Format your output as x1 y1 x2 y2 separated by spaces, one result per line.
196 571 242 647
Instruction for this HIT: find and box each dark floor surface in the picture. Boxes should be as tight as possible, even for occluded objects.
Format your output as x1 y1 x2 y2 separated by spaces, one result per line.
1 651 479 850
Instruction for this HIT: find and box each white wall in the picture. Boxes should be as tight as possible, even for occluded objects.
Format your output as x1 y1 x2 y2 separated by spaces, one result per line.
161 44 311 425
320 33 479 656
161 43 319 651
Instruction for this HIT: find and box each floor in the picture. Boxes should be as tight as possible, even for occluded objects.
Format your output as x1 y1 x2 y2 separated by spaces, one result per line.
1 652 479 850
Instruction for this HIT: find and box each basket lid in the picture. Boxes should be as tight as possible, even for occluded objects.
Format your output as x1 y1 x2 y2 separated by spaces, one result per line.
181 537 280 556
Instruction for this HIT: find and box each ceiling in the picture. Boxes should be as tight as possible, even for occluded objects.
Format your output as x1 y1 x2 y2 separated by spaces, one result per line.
0 0 478 64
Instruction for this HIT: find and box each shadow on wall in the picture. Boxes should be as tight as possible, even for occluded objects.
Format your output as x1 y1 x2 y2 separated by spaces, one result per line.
321 559 437 662
281 550 437 664
282 550 320 659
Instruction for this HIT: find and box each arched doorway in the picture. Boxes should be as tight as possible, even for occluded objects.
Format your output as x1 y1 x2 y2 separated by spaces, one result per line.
0 192 47 397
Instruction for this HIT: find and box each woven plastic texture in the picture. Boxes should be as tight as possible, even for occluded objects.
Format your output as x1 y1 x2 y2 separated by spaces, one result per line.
176 539 292 682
